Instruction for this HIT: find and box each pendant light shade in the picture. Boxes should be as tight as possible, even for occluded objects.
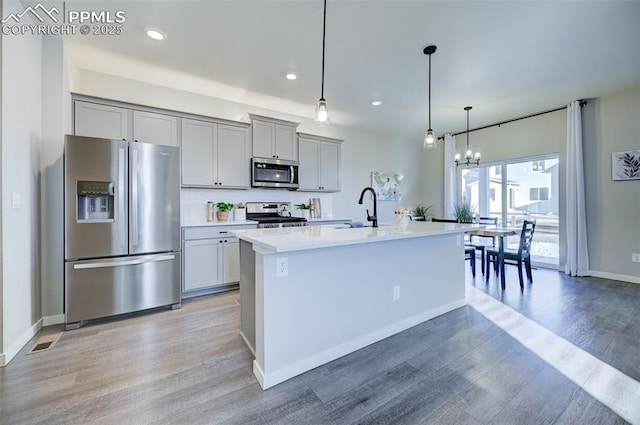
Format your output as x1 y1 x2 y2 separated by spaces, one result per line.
316 98 329 124
423 45 437 149
455 106 481 166
315 0 330 125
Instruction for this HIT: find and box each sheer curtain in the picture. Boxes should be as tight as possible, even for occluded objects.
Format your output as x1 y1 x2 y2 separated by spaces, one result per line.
565 101 589 276
443 133 457 219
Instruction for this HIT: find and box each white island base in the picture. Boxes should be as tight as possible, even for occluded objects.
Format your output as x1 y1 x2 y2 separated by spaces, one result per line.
235 222 469 389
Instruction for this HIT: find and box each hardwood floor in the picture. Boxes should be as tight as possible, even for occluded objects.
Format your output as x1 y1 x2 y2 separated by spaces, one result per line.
1 268 638 424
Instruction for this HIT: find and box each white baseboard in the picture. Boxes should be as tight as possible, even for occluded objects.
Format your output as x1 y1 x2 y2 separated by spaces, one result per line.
43 314 65 326
255 298 468 389
589 270 640 285
1 318 44 367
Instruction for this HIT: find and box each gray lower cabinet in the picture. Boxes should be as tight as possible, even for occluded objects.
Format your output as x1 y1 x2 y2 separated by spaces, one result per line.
182 224 256 297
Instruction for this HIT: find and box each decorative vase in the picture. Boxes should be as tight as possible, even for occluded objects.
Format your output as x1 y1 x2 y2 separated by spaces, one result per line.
234 209 246 221
216 211 229 222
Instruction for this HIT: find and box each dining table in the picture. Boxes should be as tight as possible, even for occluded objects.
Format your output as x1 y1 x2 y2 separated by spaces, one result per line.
465 227 517 289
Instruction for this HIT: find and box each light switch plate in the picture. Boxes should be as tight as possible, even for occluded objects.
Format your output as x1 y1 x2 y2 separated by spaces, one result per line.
11 192 21 209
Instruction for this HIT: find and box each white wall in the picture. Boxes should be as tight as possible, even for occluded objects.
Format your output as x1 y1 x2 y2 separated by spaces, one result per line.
40 36 71 322
1 0 43 364
583 88 640 282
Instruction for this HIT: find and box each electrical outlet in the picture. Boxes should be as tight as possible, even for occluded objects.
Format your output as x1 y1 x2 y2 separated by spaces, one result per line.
11 192 21 210
393 285 400 301
276 257 288 276
632 253 640 263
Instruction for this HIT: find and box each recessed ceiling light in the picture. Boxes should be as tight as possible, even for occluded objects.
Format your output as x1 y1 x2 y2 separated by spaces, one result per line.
146 29 166 41
371 100 383 106
286 73 298 80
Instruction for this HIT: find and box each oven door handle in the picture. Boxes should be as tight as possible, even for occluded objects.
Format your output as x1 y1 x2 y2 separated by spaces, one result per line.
290 165 295 184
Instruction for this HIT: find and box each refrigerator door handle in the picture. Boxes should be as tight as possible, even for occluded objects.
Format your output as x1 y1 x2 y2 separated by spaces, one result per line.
73 254 176 270
131 147 139 247
118 147 126 250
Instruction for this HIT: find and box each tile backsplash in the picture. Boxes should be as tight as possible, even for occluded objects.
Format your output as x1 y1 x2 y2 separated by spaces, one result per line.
181 188 334 224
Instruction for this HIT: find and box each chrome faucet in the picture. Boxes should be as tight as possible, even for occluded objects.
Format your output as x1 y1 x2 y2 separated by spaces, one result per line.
358 187 378 228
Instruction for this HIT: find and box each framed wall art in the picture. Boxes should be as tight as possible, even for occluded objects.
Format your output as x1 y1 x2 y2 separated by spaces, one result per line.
612 150 640 181
372 172 403 201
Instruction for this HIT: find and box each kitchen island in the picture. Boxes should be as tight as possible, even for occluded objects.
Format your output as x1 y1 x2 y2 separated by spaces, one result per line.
233 221 473 389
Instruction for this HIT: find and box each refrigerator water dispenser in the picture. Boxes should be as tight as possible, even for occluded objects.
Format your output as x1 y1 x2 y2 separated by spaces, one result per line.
77 181 115 222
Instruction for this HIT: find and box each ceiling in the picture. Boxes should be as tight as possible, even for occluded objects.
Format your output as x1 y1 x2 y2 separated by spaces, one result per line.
60 0 640 141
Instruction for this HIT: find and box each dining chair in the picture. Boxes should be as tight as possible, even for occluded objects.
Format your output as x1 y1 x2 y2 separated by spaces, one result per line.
466 216 498 275
432 218 476 277
465 246 476 277
486 219 536 288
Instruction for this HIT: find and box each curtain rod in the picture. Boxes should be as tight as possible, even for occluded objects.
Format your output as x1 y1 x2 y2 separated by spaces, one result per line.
437 100 588 140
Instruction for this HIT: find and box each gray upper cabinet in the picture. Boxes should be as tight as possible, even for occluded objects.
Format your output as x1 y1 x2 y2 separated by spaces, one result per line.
74 99 177 146
133 110 179 146
74 100 132 141
248 114 299 161
297 133 343 192
181 118 249 189
181 119 216 186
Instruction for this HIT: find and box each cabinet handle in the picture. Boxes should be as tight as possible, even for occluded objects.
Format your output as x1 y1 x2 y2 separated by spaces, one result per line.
224 240 227 243
219 240 223 243
219 231 228 234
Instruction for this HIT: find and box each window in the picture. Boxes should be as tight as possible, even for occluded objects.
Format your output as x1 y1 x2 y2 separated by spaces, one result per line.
459 155 559 266
529 187 550 201
532 160 546 172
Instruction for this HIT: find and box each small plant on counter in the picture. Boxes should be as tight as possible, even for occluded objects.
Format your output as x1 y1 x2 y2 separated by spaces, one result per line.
215 202 234 222
294 202 313 219
453 200 475 223
216 202 234 212
411 204 433 220
294 203 313 211
233 202 246 221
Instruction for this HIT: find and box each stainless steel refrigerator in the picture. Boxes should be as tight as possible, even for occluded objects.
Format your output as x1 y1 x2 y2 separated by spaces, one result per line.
64 135 181 329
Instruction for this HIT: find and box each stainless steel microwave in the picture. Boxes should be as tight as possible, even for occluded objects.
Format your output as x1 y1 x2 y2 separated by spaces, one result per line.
251 157 299 189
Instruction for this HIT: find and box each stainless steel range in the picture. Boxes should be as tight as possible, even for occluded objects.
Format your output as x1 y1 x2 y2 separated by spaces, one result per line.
246 202 308 228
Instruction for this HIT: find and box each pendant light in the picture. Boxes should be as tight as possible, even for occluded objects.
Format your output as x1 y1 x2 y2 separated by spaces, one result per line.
422 45 437 149
455 106 481 166
315 0 330 125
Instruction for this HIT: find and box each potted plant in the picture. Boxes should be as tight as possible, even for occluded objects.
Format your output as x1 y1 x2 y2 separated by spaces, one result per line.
216 202 234 222
294 203 313 219
234 202 246 221
453 200 475 223
411 204 433 221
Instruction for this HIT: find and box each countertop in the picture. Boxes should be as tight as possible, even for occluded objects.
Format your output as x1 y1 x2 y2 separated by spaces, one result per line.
306 218 352 223
232 221 478 253
182 220 258 228
182 218 351 228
